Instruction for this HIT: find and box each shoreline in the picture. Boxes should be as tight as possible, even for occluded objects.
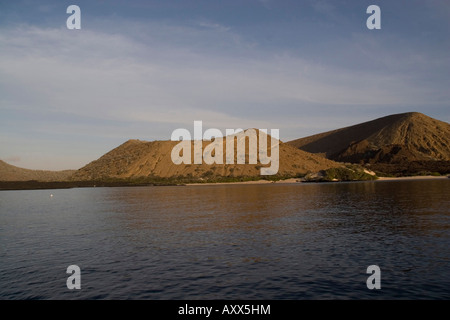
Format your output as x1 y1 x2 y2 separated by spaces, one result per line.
186 175 449 186
186 178 301 186
0 175 448 191
375 175 449 181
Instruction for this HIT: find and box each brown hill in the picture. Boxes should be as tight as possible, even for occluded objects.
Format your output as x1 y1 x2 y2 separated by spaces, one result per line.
0 160 75 181
288 112 450 164
71 131 341 181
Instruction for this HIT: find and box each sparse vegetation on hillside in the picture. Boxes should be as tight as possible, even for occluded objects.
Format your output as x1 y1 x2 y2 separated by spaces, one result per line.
70 132 341 181
370 161 450 177
304 165 378 182
0 160 75 182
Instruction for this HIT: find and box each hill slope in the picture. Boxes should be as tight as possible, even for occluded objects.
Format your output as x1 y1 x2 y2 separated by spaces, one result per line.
71 132 341 181
0 160 75 181
288 112 450 162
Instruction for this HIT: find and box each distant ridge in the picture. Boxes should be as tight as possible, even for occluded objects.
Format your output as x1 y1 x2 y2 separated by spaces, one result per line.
287 112 450 175
0 160 75 181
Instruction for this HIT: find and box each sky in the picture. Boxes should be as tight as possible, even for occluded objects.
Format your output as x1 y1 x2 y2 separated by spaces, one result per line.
0 0 449 170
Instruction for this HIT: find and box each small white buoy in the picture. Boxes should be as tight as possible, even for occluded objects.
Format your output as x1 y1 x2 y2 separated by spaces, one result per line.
50 194 53 197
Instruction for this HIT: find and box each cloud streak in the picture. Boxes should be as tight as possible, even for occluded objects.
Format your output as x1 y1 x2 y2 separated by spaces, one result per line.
1 24 442 121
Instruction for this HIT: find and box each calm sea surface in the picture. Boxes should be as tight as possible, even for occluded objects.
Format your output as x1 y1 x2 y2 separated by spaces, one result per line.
0 179 449 299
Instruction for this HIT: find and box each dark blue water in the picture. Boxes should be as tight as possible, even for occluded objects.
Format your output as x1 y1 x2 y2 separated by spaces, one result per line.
1 179 449 299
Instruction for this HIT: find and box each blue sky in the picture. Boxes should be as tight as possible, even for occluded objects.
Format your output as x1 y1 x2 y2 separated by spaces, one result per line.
1 0 449 170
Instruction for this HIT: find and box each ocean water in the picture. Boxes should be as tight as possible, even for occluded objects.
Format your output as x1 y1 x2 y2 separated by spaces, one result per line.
0 179 449 299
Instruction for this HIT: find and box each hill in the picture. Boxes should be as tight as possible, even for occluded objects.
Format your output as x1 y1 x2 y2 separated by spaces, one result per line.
71 131 342 181
0 160 75 182
287 112 450 175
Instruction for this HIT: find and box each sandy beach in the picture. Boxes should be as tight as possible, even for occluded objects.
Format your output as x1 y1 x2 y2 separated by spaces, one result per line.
375 175 449 181
186 175 449 186
186 178 301 186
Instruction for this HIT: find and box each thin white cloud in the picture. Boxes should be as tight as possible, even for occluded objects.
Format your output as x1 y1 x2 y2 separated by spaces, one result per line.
1 24 438 122
195 20 231 33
